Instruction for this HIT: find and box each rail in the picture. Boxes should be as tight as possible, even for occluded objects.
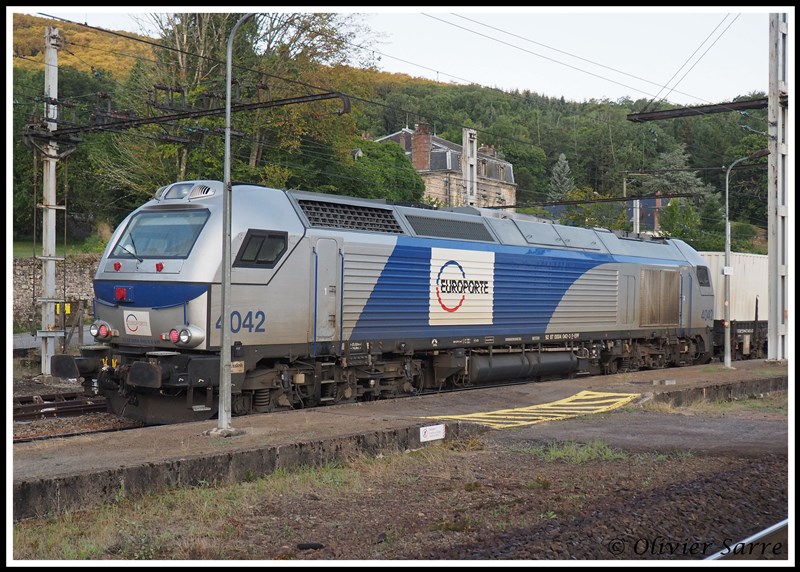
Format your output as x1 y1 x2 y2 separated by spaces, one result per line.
704 519 789 560
13 392 108 422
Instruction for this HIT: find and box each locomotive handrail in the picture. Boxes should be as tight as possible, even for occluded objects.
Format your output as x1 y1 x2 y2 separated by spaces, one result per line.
312 246 319 358
339 248 345 348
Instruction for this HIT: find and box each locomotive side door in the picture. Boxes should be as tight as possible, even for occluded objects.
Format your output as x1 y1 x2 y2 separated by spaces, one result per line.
310 238 341 354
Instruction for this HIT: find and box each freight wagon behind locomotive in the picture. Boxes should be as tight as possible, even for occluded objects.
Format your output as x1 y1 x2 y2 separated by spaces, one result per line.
52 180 717 425
699 251 769 361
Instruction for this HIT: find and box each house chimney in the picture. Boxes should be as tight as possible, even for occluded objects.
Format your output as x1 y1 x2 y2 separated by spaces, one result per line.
478 144 497 157
411 123 431 171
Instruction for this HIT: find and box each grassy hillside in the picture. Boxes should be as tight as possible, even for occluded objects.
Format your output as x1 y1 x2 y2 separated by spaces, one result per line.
12 13 154 77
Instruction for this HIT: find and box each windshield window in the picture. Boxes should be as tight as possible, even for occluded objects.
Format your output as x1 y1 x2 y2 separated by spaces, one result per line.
112 209 209 259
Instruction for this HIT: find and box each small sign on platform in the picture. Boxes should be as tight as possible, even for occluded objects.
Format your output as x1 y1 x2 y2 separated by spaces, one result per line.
420 423 446 442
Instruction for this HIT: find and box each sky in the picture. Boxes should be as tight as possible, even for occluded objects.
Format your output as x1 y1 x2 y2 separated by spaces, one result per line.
9 7 794 107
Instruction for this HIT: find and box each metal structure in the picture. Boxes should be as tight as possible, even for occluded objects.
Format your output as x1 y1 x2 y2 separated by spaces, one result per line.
724 149 769 368
461 128 477 206
215 12 255 436
622 173 648 234
25 27 78 375
38 27 62 375
767 13 789 362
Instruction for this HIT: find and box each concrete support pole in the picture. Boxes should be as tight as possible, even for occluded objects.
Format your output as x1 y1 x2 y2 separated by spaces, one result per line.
39 27 63 375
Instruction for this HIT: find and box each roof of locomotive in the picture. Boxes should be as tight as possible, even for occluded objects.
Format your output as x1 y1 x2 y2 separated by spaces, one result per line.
283 187 696 262
147 181 699 263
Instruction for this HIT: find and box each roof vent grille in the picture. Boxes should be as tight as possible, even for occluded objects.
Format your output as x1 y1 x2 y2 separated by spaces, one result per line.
405 214 495 242
298 199 404 234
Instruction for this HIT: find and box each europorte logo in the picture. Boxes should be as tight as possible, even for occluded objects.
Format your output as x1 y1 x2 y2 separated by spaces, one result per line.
124 311 152 336
429 248 494 326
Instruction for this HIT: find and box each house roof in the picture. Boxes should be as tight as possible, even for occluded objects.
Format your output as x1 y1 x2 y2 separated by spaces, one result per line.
376 128 506 159
375 127 515 185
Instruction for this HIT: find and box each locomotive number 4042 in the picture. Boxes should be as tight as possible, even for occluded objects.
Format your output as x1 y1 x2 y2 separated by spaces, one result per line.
214 310 267 333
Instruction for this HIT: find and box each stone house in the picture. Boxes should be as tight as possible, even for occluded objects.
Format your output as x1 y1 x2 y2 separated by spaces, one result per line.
375 123 517 210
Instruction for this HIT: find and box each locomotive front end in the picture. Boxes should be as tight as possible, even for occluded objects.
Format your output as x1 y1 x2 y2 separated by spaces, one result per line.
52 181 225 423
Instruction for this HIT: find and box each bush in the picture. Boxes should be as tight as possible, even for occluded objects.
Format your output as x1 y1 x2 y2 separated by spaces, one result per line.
78 235 108 253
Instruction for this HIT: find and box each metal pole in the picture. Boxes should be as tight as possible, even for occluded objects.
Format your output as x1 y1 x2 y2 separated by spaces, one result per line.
723 149 769 369
624 172 646 234
209 13 254 437
723 161 737 369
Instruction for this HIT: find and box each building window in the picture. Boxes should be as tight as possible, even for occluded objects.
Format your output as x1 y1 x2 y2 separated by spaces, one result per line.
478 159 487 177
498 164 505 181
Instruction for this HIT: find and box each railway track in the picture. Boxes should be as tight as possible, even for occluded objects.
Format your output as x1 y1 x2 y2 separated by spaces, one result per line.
705 519 789 560
13 391 109 422
13 390 143 443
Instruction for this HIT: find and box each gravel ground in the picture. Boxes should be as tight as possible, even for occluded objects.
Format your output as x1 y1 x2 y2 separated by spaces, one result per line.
411 449 788 560
212 407 788 561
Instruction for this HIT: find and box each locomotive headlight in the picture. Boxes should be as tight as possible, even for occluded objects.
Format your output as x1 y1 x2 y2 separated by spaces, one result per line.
162 324 205 348
90 321 115 340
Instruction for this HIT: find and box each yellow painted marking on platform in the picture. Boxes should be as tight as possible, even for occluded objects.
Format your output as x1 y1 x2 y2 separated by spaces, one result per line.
424 390 640 429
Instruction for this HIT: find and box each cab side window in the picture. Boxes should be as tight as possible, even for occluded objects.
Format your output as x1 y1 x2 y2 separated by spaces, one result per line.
696 266 711 287
234 230 288 268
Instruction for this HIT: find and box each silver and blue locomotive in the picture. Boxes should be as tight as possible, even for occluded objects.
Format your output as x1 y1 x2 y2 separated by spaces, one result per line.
52 180 716 424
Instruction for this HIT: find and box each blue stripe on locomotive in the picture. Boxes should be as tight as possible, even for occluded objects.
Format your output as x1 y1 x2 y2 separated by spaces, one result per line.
94 281 208 309
350 236 686 339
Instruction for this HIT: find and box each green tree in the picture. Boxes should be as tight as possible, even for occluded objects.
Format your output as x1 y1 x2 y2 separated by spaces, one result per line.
638 145 720 238
287 138 424 201
639 146 716 202
91 13 371 196
13 65 123 240
724 133 770 228
658 199 703 243
548 153 575 201
559 187 626 230
12 13 772 246
663 199 727 251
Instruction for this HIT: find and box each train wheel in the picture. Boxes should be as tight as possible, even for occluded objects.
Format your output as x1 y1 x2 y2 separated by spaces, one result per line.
693 352 713 365
232 393 252 416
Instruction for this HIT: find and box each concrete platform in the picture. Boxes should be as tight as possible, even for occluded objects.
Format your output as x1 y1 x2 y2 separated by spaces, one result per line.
12 359 789 521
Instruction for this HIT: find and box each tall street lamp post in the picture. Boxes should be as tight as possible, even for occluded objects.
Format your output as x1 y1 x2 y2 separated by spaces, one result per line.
723 148 769 368
208 13 255 437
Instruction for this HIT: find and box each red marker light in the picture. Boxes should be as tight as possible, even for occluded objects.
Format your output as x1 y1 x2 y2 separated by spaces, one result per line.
115 287 127 301
169 329 180 343
98 324 109 338
156 262 164 272
114 262 121 271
